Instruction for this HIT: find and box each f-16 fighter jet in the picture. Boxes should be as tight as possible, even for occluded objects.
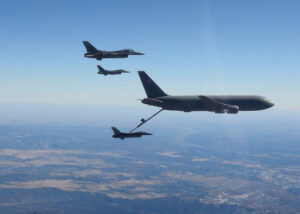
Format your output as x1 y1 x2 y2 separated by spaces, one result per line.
83 41 144 60
97 65 130 76
111 127 152 140
138 71 274 114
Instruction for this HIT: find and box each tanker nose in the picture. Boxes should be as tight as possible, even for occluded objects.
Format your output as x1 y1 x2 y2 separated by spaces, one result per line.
263 100 274 109
268 101 274 108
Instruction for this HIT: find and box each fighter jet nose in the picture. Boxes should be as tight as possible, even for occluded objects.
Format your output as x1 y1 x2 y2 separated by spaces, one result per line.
134 52 144 55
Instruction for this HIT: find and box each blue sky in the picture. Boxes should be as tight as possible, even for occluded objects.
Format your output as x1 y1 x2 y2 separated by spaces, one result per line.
0 0 299 110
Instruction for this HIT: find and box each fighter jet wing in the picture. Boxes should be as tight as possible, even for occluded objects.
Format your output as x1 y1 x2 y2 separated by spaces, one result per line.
199 95 228 109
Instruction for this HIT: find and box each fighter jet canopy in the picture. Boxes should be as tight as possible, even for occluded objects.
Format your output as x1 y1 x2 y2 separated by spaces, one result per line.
124 48 134 52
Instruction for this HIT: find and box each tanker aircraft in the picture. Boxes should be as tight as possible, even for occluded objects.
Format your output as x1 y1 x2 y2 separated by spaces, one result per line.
128 71 274 133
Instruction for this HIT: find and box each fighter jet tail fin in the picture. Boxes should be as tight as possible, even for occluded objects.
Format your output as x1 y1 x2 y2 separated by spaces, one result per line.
82 41 97 52
97 65 104 72
111 127 121 135
138 71 167 98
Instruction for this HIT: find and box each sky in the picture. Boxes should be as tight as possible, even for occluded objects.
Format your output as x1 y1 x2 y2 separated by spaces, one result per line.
0 0 299 110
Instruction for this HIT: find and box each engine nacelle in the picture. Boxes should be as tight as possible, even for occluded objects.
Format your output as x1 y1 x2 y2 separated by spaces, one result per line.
226 105 239 114
215 105 239 114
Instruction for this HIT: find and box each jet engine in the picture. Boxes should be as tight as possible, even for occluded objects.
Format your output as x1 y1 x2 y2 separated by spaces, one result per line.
226 105 239 114
215 105 239 114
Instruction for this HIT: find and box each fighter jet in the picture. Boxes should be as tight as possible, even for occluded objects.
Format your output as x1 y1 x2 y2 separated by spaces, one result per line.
83 41 144 60
138 71 274 114
97 65 129 76
111 127 152 140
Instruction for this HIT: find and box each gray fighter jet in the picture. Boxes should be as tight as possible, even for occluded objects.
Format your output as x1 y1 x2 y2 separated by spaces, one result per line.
138 71 274 113
83 41 144 60
111 127 152 140
97 65 129 76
